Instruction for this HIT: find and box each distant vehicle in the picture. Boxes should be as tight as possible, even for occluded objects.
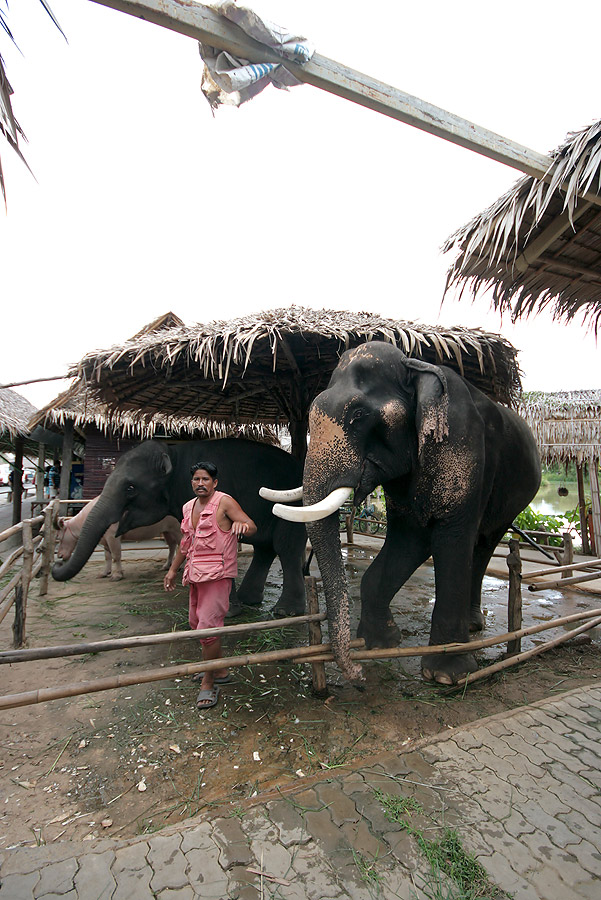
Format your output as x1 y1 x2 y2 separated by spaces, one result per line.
23 468 36 485
0 464 9 486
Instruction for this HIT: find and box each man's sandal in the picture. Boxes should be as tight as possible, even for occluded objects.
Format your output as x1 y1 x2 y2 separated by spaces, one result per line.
196 686 220 709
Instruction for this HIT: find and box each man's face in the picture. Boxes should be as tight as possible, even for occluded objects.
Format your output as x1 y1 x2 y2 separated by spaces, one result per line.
191 469 218 499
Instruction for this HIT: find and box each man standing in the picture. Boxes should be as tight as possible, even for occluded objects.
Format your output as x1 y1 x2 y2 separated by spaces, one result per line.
164 462 256 710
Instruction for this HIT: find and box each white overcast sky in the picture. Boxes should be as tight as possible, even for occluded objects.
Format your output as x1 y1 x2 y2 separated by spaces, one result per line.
2 0 600 410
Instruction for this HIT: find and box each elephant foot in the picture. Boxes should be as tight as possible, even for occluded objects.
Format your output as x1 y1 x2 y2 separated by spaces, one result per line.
469 609 486 633
225 598 244 619
357 616 401 649
110 573 124 582
97 573 110 579
271 599 306 619
236 592 263 608
421 652 478 685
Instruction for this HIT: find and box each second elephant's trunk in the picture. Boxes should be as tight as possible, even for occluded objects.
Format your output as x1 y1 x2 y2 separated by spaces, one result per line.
52 494 120 581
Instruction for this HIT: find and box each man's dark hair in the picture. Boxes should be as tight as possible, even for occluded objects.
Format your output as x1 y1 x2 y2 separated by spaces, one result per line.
190 461 218 479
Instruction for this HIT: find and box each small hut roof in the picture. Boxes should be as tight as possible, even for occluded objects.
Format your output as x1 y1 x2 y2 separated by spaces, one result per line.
28 381 278 443
443 120 601 331
71 306 523 430
517 390 601 465
0 388 37 439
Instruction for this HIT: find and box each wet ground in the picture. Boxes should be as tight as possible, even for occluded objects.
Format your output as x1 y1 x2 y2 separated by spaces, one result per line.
1 540 600 849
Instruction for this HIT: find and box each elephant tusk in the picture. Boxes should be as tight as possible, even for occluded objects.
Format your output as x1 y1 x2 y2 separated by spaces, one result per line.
273 487 353 522
259 486 304 502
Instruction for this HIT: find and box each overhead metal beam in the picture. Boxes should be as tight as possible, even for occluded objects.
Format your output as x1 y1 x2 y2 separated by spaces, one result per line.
91 0 601 207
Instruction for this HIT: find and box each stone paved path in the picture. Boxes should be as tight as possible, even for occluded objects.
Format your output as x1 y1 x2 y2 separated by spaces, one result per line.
1 683 600 899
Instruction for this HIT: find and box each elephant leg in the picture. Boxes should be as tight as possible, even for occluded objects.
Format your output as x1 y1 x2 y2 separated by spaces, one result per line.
422 522 479 685
469 528 506 632
99 541 112 578
271 523 307 618
358 519 430 649
236 545 275 608
225 580 243 619
108 536 124 581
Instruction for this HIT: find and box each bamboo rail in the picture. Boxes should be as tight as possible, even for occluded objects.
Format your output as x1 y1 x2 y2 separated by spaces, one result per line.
0 613 326 664
1 607 600 711
523 558 601 580
528 571 601 591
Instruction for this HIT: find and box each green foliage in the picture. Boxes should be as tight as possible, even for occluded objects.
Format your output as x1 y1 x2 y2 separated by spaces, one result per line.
510 506 565 546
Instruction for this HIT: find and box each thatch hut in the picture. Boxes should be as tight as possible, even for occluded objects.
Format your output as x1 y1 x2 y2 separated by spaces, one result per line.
71 306 523 459
0 387 37 525
517 391 601 555
30 311 277 498
443 120 601 330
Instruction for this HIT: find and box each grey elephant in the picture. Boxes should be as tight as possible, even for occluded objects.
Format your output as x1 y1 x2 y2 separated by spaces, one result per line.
52 439 307 617
267 341 541 685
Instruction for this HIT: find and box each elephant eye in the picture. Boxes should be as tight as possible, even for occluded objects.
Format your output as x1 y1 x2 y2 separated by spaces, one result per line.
126 484 136 496
349 408 366 426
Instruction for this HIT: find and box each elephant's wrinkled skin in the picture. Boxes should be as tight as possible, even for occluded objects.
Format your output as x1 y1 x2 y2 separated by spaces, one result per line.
52 439 307 617
297 342 541 684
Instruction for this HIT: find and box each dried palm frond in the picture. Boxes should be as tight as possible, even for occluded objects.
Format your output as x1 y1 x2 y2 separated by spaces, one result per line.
444 120 601 331
517 390 601 465
0 387 37 438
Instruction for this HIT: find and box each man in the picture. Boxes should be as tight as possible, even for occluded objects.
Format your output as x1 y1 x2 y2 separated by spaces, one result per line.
164 462 256 710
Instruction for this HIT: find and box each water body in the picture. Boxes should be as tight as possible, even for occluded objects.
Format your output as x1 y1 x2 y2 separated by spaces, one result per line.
532 481 579 517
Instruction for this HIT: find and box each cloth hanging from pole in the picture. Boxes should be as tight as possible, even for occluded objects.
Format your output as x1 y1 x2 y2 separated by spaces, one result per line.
199 1 314 110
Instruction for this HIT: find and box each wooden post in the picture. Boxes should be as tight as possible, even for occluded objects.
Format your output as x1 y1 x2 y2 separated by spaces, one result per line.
38 501 57 597
13 521 34 648
305 575 328 697
59 421 74 501
11 436 24 526
560 533 574 579
576 462 590 555
346 506 355 544
36 443 45 503
506 538 522 656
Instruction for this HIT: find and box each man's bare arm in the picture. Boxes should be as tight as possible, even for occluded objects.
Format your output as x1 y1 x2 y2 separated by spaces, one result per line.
222 496 257 537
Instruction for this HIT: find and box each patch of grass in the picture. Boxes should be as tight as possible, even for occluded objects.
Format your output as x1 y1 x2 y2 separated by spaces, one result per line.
374 790 506 900
96 620 128 631
375 788 423 821
350 847 383 893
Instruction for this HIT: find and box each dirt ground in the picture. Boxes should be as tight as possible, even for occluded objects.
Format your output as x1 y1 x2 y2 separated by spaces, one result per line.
1 542 600 850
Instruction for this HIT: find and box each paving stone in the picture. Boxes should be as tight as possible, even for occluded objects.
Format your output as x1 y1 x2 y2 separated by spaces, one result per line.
288 844 343 899
0 846 82 878
303 808 347 856
156 888 195 900
502 811 536 839
526 865 589 900
479 850 531 893
509 777 571 818
574 747 601 774
180 822 214 853
0 870 39 899
212 818 253 871
111 867 153 900
519 802 581 849
34 858 78 898
543 761 600 799
501 729 553 767
314 780 360 824
451 730 484 750
73 850 115 900
265 799 311 847
381 829 422 871
520 831 586 882
560 714 601 742
35 892 78 900
367 752 412 776
184 845 225 888
112 841 149 872
147 834 188 894
390 751 438 782
245 838 293 883
570 837 601 878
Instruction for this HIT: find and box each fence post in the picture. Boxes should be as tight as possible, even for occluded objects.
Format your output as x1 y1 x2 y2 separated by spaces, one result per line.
305 576 328 697
506 538 522 656
560 533 574 579
38 501 57 597
13 521 33 648
345 506 355 544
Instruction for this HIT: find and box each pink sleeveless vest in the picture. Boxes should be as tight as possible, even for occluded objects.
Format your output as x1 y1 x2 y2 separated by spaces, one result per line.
180 490 238 585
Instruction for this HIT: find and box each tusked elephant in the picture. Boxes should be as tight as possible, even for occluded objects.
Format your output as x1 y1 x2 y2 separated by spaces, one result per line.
52 439 307 617
56 496 181 581
267 342 541 685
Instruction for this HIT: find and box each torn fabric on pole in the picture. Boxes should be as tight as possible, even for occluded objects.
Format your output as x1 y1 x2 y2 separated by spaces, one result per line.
199 1 314 110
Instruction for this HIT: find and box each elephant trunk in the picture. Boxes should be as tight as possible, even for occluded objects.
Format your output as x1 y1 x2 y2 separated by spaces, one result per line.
306 513 363 684
52 494 119 581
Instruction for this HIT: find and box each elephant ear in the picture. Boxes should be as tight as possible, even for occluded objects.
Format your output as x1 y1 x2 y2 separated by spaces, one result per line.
405 358 449 456
155 451 173 476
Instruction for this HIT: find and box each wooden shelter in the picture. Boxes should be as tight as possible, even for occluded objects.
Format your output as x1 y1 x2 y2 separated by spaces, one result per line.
443 120 601 331
517 391 601 555
30 311 277 498
71 306 523 460
0 388 37 525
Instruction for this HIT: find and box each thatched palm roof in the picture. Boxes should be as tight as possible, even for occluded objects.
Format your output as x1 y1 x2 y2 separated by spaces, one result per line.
28 381 278 443
0 388 37 439
517 390 601 465
443 120 601 331
70 308 523 442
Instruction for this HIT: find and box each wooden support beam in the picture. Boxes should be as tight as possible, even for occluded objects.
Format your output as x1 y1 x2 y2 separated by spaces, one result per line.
92 0 601 202
515 202 594 273
11 436 24 526
506 539 522 656
59 420 74 501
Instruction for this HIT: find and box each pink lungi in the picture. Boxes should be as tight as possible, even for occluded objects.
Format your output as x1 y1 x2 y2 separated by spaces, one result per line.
188 577 232 645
